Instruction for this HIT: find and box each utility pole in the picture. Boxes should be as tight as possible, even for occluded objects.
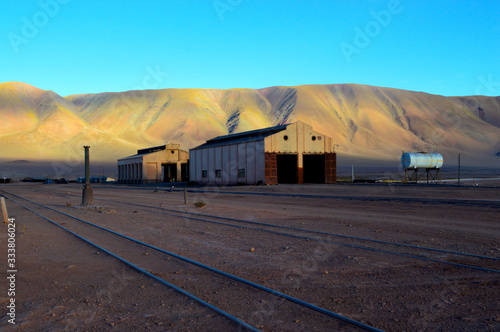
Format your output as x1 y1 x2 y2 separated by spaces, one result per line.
81 146 94 206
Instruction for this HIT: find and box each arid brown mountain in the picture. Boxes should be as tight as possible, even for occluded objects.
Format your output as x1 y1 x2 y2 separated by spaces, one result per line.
1 82 499 167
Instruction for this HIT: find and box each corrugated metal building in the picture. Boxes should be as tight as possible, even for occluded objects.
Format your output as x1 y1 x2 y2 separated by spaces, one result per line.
189 121 336 185
118 143 189 184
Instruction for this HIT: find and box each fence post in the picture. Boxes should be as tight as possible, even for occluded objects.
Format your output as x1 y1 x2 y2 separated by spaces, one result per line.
1 197 9 224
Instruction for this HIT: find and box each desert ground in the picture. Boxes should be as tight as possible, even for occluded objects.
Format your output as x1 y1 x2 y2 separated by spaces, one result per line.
0 181 499 331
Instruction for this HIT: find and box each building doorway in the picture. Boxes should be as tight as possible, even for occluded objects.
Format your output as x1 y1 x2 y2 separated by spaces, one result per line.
277 154 298 184
181 163 189 182
163 164 177 182
303 154 325 183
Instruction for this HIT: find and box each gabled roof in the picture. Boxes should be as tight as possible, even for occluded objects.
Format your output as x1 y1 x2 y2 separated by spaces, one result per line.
118 145 166 161
118 143 188 162
118 153 143 161
191 123 289 151
137 145 166 155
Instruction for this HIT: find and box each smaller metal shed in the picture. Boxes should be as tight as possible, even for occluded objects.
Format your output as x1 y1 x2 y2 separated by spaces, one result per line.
117 143 189 184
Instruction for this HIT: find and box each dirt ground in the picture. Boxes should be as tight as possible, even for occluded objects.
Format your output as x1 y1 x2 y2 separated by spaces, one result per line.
1 182 499 331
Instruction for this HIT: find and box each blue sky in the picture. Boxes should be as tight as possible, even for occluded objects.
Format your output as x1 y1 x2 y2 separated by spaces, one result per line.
1 0 499 97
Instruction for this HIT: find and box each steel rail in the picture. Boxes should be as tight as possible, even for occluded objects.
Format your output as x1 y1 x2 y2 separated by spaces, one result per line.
109 200 500 274
5 196 260 332
31 188 500 262
104 196 500 262
174 188 500 208
2 190 385 332
22 189 500 273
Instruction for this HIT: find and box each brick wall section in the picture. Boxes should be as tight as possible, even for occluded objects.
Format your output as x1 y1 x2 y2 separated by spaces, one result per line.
264 153 278 185
325 153 337 184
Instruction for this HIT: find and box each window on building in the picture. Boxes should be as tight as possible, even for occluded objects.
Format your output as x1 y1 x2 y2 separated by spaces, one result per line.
238 169 246 178
202 170 208 178
215 170 222 178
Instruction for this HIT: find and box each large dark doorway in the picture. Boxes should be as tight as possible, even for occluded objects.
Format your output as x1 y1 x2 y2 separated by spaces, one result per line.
303 154 325 183
277 154 298 184
181 163 189 182
163 164 177 182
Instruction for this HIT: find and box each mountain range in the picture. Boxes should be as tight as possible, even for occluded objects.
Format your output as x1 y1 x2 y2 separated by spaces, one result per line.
1 81 499 169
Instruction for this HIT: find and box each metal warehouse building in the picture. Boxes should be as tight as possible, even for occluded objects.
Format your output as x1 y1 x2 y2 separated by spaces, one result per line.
189 121 337 185
118 143 189 184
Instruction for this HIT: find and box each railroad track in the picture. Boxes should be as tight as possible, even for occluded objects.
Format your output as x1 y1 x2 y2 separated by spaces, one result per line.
1 190 384 332
95 201 500 274
93 185 500 208
26 188 500 274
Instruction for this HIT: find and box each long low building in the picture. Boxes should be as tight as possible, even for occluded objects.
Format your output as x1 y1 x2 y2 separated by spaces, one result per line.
189 121 337 185
118 143 189 184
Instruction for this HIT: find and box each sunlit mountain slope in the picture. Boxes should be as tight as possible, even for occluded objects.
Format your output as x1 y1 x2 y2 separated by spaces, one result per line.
1 82 499 166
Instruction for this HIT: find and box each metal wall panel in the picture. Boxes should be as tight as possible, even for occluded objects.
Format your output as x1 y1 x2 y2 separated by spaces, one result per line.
215 146 222 184
188 151 194 182
208 148 215 183
222 145 230 184
215 146 222 170
255 140 266 183
237 144 247 170
196 150 202 182
201 148 209 181
247 142 256 184
229 144 238 184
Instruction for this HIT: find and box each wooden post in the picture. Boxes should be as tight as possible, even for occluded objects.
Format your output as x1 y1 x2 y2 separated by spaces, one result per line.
82 146 94 206
184 188 187 205
1 197 9 224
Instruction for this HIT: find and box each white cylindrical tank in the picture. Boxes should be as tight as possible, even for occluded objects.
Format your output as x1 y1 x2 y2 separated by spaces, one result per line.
401 152 443 169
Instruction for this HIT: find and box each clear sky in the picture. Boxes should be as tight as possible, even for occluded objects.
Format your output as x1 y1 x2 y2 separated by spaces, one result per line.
1 0 499 97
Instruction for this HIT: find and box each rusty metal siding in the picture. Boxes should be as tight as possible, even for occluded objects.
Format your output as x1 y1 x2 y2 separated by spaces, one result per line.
264 153 278 185
325 153 337 184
